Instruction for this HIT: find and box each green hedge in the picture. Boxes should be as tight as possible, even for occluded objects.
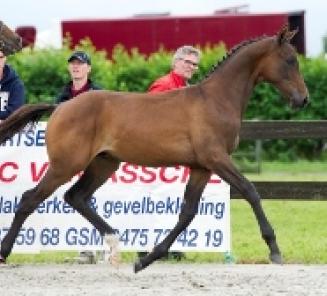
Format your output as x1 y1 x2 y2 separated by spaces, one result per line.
7 40 327 160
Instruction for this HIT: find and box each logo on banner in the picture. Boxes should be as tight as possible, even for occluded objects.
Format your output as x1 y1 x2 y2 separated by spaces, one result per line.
0 91 9 112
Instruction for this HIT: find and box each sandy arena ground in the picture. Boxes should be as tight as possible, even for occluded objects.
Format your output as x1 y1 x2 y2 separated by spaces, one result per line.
0 263 326 295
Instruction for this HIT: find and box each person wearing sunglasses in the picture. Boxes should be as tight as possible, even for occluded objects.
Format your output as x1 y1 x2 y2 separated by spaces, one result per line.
56 51 101 104
0 50 25 122
148 45 201 93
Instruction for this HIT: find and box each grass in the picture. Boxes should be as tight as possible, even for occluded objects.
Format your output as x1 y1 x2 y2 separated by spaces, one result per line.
232 160 327 263
231 199 327 264
247 160 327 181
7 161 327 264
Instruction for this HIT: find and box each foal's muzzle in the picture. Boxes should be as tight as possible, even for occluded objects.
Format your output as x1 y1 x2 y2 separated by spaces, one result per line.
289 89 310 109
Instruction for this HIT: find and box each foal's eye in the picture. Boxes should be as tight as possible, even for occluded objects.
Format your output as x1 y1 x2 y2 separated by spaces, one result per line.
286 56 297 66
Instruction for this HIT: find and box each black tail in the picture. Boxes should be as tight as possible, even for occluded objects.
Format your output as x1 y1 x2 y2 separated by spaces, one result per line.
0 104 57 144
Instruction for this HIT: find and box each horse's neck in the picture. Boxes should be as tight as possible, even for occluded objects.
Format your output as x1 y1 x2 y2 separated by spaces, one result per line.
202 39 271 117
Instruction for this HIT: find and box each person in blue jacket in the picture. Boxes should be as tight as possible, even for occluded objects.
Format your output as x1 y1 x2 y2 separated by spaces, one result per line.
0 50 25 121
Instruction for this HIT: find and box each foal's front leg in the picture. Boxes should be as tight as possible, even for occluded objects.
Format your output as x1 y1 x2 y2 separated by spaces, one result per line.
210 154 282 264
134 168 211 273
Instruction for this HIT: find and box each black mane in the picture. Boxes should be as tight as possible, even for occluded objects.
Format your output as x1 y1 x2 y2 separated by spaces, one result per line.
204 35 268 78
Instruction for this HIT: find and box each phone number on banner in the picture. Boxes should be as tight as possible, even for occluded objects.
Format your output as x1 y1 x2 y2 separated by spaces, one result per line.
0 226 224 251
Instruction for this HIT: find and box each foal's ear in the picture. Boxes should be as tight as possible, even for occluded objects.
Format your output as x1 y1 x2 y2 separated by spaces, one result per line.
277 24 298 45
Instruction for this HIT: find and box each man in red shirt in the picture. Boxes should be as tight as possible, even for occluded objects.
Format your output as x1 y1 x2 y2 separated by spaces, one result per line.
141 46 201 261
148 45 201 92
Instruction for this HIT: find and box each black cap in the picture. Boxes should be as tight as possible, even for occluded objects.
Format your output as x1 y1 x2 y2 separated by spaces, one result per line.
68 51 91 65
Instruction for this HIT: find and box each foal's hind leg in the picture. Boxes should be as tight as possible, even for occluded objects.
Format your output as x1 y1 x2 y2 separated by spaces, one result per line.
63 153 120 265
210 154 282 264
0 168 68 261
134 168 211 273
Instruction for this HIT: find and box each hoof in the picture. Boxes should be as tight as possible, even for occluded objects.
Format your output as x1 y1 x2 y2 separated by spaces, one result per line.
270 253 282 264
0 255 6 264
133 260 144 273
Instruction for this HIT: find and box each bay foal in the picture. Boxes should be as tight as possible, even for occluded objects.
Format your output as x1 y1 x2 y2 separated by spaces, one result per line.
0 26 308 272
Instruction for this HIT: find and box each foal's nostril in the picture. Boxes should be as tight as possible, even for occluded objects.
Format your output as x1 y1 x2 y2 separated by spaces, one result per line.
303 96 309 107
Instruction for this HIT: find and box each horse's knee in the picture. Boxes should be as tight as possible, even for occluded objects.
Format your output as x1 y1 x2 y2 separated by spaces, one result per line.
64 191 75 206
16 189 38 215
64 191 83 208
179 203 197 223
178 212 195 226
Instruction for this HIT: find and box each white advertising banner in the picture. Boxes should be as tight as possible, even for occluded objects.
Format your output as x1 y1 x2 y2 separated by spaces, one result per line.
0 122 230 253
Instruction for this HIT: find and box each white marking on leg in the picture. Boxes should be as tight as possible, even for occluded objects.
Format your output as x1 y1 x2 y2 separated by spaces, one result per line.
104 234 120 267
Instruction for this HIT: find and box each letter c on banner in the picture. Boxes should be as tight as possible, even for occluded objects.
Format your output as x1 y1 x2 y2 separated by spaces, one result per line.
0 162 19 182
159 167 179 183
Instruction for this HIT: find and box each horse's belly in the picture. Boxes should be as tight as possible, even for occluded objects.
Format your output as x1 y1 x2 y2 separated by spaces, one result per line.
107 139 196 167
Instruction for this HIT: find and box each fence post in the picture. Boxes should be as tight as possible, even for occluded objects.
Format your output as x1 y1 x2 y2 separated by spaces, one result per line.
255 139 262 174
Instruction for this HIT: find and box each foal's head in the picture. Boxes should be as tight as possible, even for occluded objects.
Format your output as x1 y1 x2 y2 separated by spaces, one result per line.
257 25 309 108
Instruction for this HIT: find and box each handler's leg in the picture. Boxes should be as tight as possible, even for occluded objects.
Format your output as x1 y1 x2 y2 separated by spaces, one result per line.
134 168 211 273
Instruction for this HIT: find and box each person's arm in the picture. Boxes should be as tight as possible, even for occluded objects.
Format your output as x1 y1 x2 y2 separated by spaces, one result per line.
0 80 25 120
56 85 70 104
